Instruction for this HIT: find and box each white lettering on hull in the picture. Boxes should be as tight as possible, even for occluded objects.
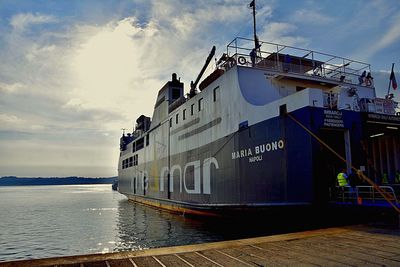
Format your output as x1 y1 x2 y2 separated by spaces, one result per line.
232 139 285 162
158 157 219 195
169 165 182 193
183 160 201 194
249 155 263 162
159 167 169 192
202 157 219 194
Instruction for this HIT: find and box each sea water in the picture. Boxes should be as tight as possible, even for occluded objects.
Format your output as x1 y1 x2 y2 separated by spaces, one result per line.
0 184 367 262
0 185 230 261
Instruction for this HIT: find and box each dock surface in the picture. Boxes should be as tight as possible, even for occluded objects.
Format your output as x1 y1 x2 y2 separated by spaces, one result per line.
1 225 400 267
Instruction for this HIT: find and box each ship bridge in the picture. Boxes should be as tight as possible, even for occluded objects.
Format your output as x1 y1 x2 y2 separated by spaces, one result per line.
220 37 372 88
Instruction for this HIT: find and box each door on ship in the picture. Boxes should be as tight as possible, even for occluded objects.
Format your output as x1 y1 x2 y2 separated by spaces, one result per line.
363 132 400 184
314 129 352 204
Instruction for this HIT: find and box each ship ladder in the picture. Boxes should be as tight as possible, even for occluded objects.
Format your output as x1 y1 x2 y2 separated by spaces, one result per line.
286 112 400 214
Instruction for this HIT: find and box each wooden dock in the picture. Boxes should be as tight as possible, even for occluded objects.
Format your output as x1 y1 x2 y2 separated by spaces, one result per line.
1 225 400 267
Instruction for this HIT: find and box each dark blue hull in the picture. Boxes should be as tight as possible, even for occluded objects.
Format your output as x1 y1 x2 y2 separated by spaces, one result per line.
118 106 400 213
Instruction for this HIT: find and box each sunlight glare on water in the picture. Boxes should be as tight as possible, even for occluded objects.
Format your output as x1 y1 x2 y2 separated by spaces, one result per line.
0 185 226 261
0 184 351 262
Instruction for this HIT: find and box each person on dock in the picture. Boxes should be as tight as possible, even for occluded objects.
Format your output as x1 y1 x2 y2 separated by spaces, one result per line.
337 169 349 187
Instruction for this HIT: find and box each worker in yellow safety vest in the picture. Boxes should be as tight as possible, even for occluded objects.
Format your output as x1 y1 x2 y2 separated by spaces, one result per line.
337 169 349 187
395 170 400 184
382 173 388 184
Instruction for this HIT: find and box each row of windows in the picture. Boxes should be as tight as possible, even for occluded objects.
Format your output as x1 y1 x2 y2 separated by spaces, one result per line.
132 134 150 153
170 86 220 127
122 154 139 169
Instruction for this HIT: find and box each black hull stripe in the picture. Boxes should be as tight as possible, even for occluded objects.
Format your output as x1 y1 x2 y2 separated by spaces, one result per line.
178 117 222 140
171 117 200 135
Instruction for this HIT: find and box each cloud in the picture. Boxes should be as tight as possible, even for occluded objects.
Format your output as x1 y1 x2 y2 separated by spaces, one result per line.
67 2 252 120
259 22 309 47
0 113 24 124
0 138 118 177
366 14 400 57
327 1 400 62
10 13 57 31
292 9 333 24
0 82 26 93
0 2 276 176
69 18 142 112
26 44 56 61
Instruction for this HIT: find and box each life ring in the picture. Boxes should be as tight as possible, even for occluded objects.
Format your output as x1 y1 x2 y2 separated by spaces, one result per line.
238 56 246 65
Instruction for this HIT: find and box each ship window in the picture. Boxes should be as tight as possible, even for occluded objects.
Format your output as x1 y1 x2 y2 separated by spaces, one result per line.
172 88 181 100
213 86 220 102
183 109 186 120
129 156 133 167
176 113 179 124
146 134 149 146
198 98 203 111
133 154 138 166
191 104 195 115
132 143 136 153
296 86 306 92
169 118 172 127
136 137 144 151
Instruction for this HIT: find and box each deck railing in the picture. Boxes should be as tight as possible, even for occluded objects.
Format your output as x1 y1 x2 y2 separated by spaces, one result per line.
358 98 399 115
319 92 399 114
223 37 372 87
334 185 399 205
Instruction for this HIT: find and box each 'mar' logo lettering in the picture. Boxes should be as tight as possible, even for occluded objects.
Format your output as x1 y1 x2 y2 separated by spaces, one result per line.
159 157 219 195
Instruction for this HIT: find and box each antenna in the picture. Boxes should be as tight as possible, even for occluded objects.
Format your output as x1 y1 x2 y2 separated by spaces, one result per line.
121 128 127 135
248 0 260 51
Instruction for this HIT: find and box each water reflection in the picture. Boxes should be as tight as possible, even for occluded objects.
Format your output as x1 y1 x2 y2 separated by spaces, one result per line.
0 185 370 262
114 199 225 252
114 200 359 253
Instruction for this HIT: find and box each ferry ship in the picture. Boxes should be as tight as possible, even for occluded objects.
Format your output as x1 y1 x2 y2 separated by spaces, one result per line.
117 15 400 217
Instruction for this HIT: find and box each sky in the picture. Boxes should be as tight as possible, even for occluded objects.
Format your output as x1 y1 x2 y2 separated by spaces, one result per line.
0 0 399 177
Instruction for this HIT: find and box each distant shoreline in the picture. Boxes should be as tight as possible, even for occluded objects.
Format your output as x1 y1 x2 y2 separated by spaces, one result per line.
0 176 116 186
